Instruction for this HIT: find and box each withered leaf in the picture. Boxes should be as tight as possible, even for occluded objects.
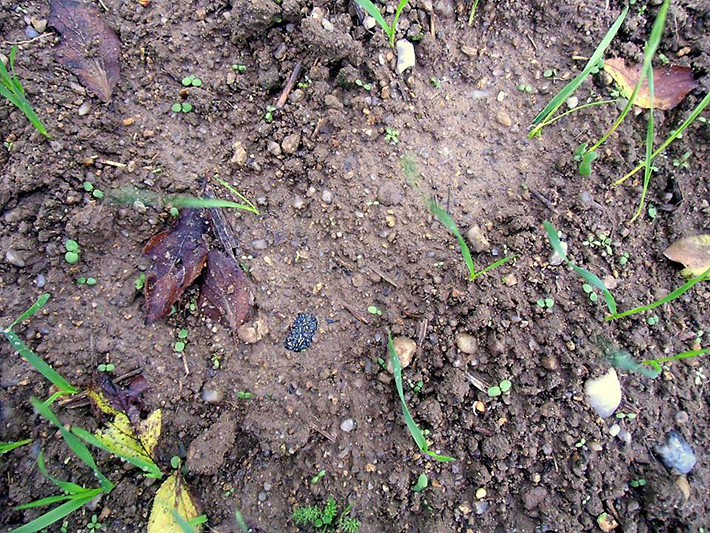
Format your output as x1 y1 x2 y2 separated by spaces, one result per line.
148 473 202 533
144 209 208 324
198 250 254 330
664 235 710 278
49 0 121 102
89 374 148 428
603 58 698 110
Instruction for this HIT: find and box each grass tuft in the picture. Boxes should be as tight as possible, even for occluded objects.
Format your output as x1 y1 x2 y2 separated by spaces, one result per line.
0 46 50 138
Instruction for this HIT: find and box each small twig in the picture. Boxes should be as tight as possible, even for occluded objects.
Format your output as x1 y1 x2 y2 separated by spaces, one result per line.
181 353 190 377
96 159 126 168
342 302 369 325
312 117 325 139
2 33 54 46
416 318 428 350
276 61 303 108
529 189 556 213
306 414 335 443
205 183 241 263
368 265 398 288
462 371 490 393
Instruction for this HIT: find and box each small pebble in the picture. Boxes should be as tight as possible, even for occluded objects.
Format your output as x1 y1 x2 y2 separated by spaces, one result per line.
566 96 579 109
321 189 333 203
588 441 603 452
609 424 621 437
377 182 402 206
363 16 376 30
281 133 300 155
496 110 512 128
455 333 477 355
267 141 282 156
5 250 25 267
675 411 689 425
387 336 417 373
618 429 632 445
549 240 568 265
201 385 224 404
584 368 621 418
395 39 415 75
292 196 305 210
78 101 91 116
340 418 355 432
321 18 334 32
35 274 47 288
474 501 489 515
25 27 39 39
465 224 490 253
656 430 696 474
251 239 268 250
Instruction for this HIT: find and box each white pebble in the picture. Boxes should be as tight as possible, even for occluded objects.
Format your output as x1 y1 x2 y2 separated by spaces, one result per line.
340 418 355 432
584 368 621 418
396 39 415 75
609 423 621 437
566 96 579 109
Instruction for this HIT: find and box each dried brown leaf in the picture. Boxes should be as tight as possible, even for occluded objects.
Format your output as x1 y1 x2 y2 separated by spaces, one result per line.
198 250 254 330
664 235 710 278
49 0 121 102
603 58 698 110
143 209 208 324
90 374 148 427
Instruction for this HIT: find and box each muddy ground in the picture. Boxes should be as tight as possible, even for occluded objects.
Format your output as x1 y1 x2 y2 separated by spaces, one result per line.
1 0 709 531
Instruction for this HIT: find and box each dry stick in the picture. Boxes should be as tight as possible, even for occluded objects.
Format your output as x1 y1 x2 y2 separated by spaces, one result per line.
276 61 303 109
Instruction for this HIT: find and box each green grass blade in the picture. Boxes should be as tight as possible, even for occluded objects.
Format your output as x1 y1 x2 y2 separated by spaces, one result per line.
468 0 481 26
470 255 516 281
8 491 101 533
15 495 74 510
30 398 114 493
530 6 628 133
0 438 33 455
391 0 410 46
632 63 654 222
388 332 454 462
543 221 617 315
641 348 710 373
589 0 668 153
353 0 391 39
72 427 163 479
606 267 710 321
7 293 50 330
428 198 475 280
37 450 88 495
167 196 257 211
4 330 78 394
215 178 260 215
616 91 710 185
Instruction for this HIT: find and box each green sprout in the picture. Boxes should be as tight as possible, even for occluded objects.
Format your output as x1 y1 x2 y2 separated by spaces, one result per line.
64 239 80 265
264 105 276 123
0 46 50 137
292 497 360 532
388 331 454 462
367 305 383 316
630 478 647 488
0 438 33 456
237 391 253 400
353 0 410 47
87 514 102 531
232 64 246 73
354 79 372 91
412 473 428 493
487 379 512 397
311 469 326 484
543 221 617 315
181 75 203 88
384 127 400 144
171 102 193 113
430 76 441 89
429 198 515 281
134 273 146 291
536 298 554 309
97 363 115 372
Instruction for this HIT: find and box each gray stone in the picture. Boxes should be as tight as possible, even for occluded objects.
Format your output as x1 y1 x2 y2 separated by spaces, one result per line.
201 384 224 404
5 250 25 268
340 418 355 432
386 336 417 374
267 141 282 156
396 39 415 75
496 110 512 128
321 189 333 203
251 239 268 250
282 133 300 155
377 182 402 206
363 16 376 30
455 333 477 354
656 430 696 474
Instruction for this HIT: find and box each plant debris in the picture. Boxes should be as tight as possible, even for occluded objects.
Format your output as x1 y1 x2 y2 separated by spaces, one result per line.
143 209 209 324
663 235 710 278
603 58 698 110
49 0 121 102
148 472 202 533
198 250 254 330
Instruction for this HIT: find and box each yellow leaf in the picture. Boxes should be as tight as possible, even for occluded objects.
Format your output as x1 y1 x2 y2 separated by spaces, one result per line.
95 412 154 465
664 235 710 278
87 388 120 416
148 473 202 533
139 409 162 457
603 58 698 110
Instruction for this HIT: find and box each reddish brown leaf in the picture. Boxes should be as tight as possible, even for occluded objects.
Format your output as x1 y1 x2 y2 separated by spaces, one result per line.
143 209 208 324
198 250 254 330
603 58 698 110
91 374 148 427
49 0 121 102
